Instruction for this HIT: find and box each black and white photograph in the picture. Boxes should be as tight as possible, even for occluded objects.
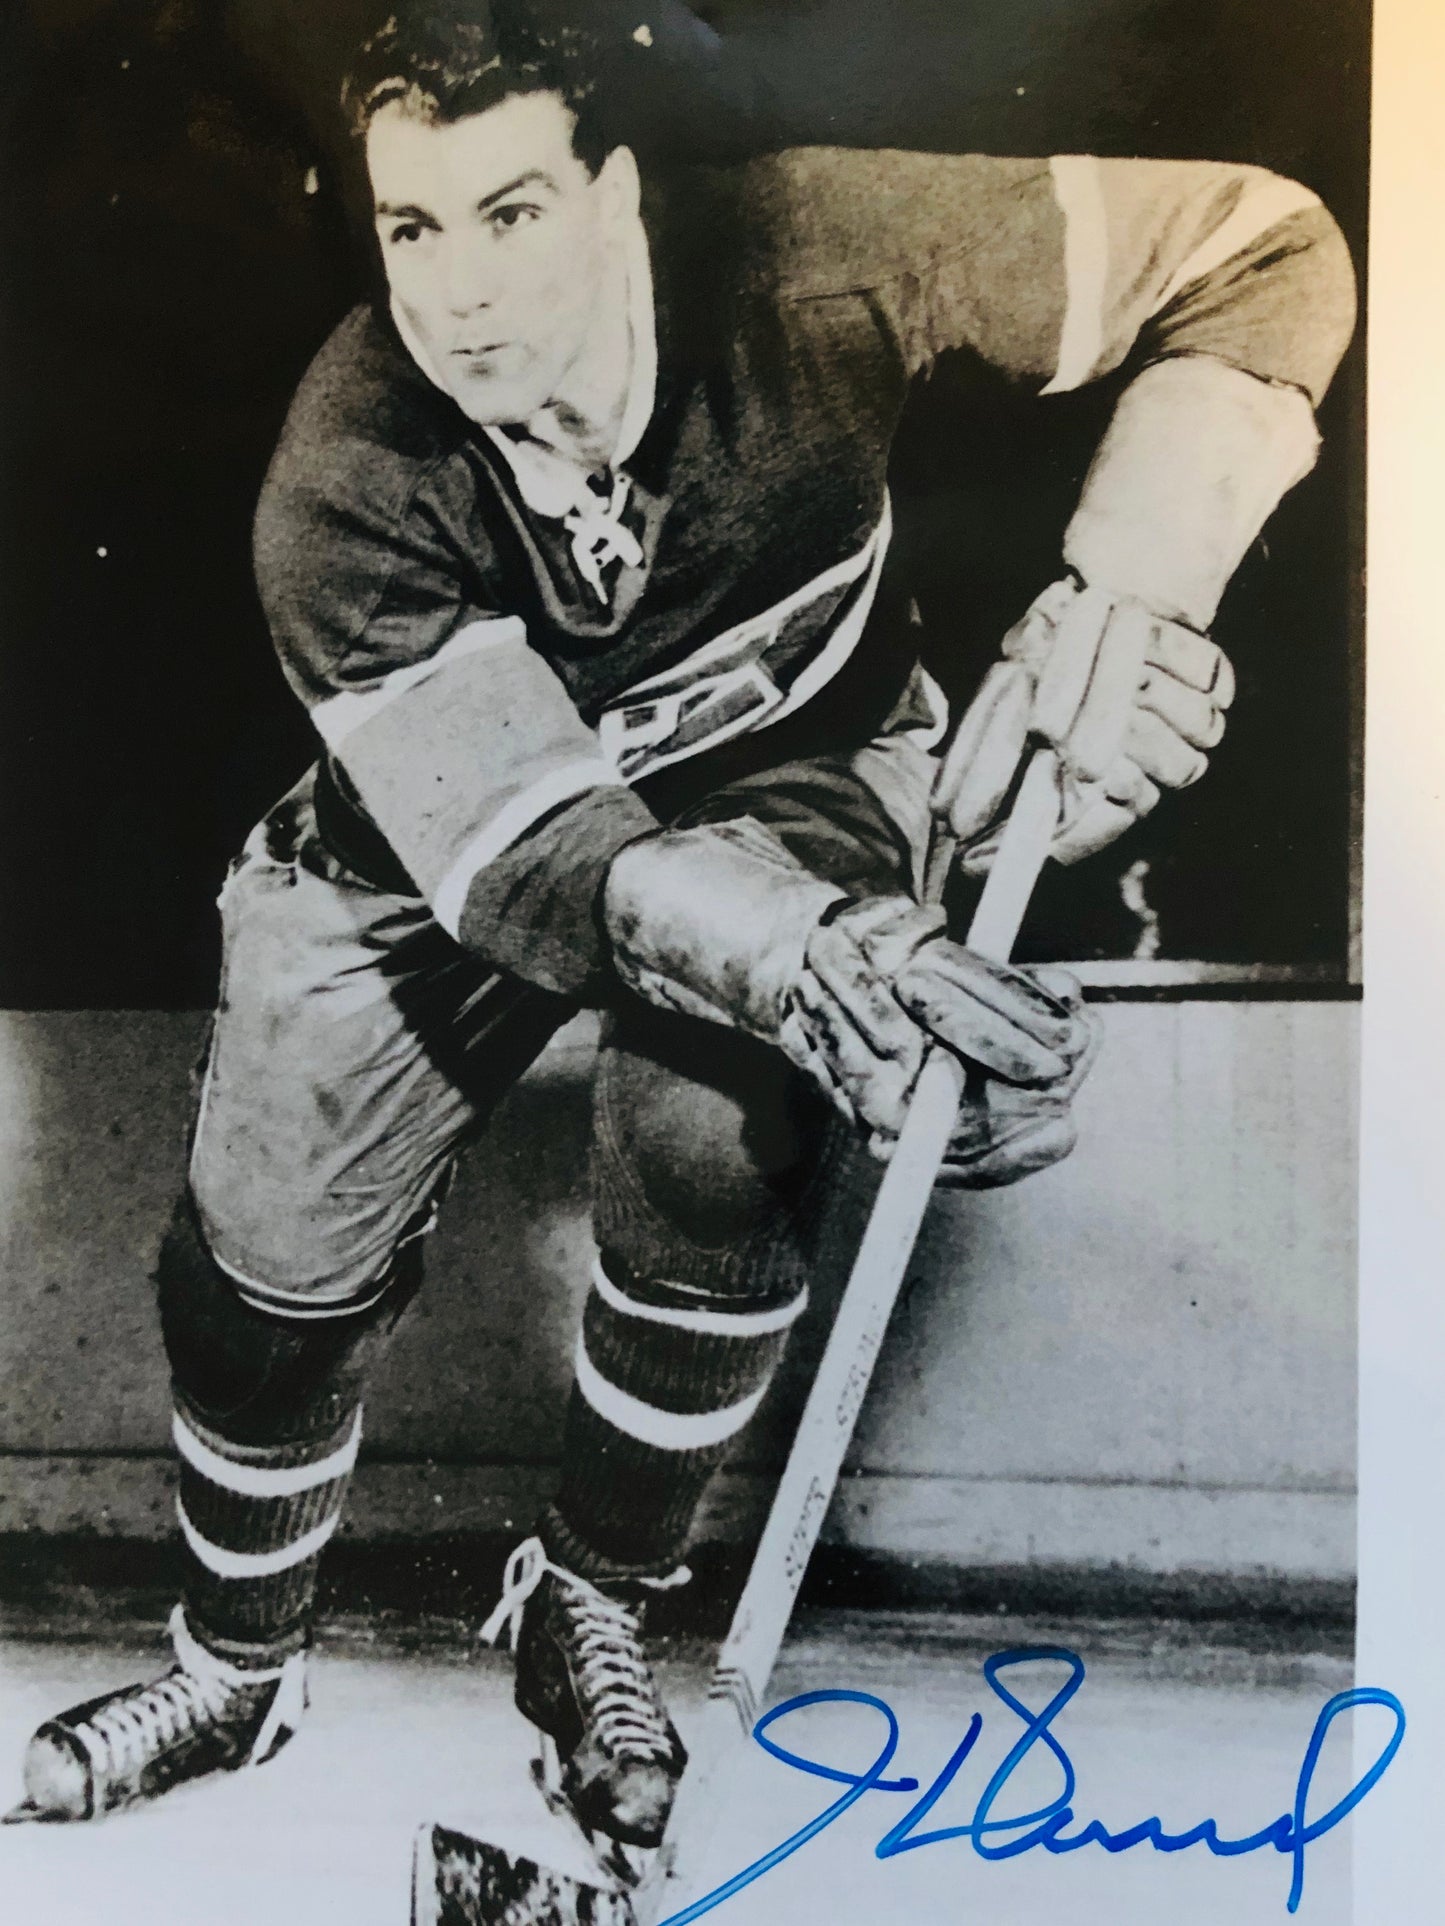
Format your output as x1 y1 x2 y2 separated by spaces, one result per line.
1 3 1430 1923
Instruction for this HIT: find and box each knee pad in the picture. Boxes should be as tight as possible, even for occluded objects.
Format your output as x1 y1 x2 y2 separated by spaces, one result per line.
591 1008 834 1303
156 1190 423 1447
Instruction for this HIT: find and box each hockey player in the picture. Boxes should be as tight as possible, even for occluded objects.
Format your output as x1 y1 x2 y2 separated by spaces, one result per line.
11 0 1354 1863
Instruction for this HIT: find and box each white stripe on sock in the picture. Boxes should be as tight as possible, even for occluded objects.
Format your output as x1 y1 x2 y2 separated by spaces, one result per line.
590 1257 808 1336
173 1408 362 1500
573 1334 766 1450
176 1498 342 1579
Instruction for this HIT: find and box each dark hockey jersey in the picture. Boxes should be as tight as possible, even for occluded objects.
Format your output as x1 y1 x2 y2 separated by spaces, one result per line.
253 147 1355 998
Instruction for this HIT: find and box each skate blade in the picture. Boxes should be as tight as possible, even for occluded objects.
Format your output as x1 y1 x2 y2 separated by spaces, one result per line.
412 1822 637 1926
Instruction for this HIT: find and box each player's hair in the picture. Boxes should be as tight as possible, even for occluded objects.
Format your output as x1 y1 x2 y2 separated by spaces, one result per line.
341 3 609 176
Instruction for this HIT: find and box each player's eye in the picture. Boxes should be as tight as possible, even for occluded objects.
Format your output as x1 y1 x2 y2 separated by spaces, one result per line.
489 202 542 233
385 222 425 247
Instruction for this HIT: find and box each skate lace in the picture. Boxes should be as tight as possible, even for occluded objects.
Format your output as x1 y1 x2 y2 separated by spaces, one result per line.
73 1668 235 1779
480 1538 688 1762
71 1605 303 1782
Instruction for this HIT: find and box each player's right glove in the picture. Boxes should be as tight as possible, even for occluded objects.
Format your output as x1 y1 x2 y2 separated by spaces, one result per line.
935 576 1236 869
602 819 1097 1174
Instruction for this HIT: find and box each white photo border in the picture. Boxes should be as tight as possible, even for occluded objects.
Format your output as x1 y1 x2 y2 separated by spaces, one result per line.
1355 0 1445 1920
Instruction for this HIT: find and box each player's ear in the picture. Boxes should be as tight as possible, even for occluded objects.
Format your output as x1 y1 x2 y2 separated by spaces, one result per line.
595 144 640 225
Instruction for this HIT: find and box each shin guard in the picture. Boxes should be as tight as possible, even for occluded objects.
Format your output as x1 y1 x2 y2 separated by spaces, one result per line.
155 1191 420 1662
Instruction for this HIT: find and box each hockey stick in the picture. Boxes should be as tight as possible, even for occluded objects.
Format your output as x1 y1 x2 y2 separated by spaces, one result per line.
630 745 1060 1923
413 747 1062 1926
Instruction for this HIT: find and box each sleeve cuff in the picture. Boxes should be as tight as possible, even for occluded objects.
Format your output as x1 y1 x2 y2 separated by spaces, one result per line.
456 783 658 1001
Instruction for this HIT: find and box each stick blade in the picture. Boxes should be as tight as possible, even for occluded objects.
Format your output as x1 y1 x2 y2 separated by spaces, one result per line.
412 1824 638 1926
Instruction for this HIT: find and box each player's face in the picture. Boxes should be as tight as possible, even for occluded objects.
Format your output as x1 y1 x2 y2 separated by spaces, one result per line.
367 91 622 426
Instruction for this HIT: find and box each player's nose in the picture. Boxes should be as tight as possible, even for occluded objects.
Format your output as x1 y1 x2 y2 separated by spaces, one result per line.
440 238 497 317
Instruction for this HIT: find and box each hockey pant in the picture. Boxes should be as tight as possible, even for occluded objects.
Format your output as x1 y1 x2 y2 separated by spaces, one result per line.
165 730 936 1655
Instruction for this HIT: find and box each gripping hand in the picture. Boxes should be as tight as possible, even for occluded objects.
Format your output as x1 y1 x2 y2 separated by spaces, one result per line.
935 577 1235 869
604 821 1096 1179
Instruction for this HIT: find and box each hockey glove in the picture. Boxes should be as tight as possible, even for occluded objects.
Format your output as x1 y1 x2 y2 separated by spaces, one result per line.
603 820 1095 1171
934 576 1235 870
936 964 1100 1187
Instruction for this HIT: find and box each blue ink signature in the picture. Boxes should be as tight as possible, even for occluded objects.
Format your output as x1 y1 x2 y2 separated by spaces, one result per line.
659 1648 1405 1925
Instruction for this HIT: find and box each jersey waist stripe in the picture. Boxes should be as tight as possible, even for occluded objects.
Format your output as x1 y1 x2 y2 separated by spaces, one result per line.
598 498 892 783
766 499 892 726
616 501 889 701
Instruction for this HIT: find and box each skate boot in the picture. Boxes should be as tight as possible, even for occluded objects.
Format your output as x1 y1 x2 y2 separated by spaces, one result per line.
481 1538 688 1861
5 1603 307 1822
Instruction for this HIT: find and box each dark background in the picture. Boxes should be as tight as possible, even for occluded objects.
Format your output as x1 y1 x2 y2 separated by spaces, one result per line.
0 0 1368 1007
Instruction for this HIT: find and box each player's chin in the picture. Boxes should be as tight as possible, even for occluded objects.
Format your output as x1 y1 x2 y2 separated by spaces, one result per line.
446 361 541 425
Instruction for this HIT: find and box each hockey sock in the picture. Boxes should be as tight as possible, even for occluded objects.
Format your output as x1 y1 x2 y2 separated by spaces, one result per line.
172 1391 361 1666
155 1190 423 1667
542 1254 809 1577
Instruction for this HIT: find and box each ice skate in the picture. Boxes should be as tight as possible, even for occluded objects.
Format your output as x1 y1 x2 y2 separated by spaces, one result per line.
5 1603 307 1822
481 1538 687 1875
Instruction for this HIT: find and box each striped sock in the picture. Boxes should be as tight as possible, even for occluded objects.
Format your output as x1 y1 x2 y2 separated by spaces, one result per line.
543 1255 808 1577
172 1394 361 1666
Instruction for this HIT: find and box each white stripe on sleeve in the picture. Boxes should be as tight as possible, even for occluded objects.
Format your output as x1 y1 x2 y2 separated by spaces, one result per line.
431 757 624 937
309 617 528 750
1150 172 1321 316
1041 155 1109 396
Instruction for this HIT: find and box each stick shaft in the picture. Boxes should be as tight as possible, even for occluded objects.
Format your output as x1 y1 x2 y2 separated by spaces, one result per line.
967 748 1060 961
638 750 1060 1923
709 748 1058 1703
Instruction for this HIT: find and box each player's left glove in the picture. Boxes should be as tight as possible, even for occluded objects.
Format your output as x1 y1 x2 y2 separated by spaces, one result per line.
792 897 1100 1185
602 821 1098 1182
935 965 1100 1187
934 576 1235 869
